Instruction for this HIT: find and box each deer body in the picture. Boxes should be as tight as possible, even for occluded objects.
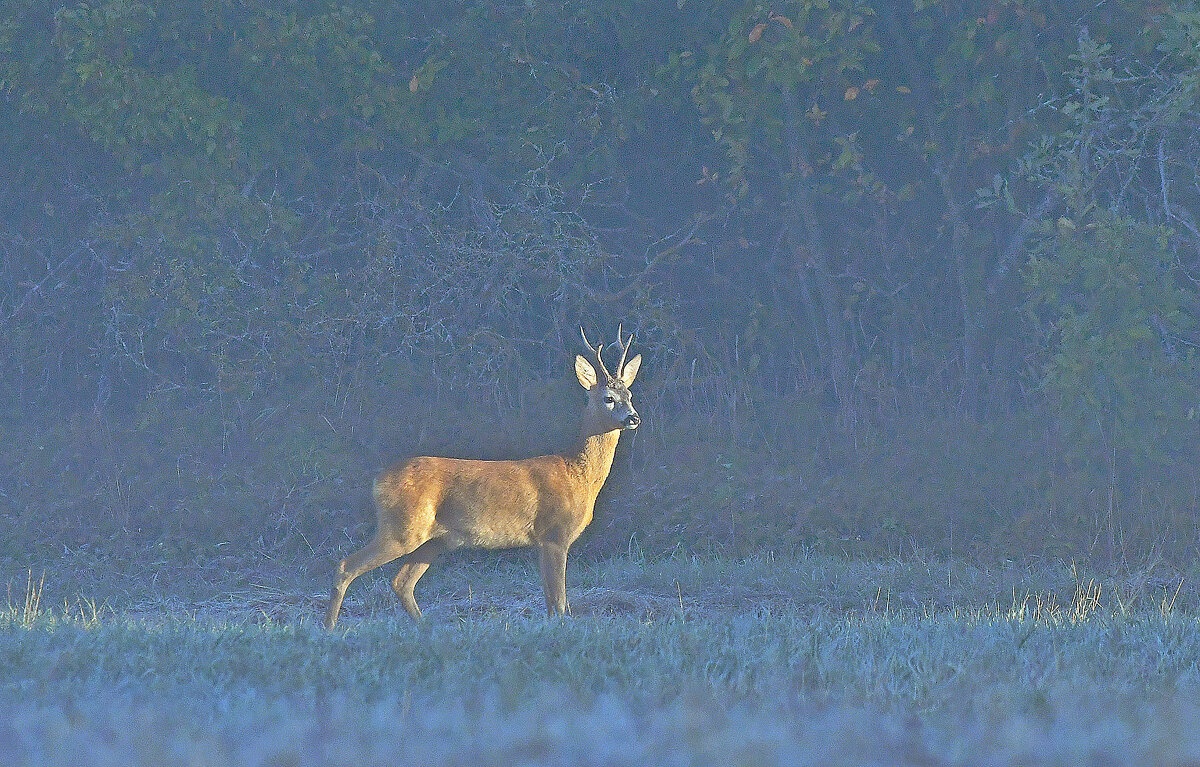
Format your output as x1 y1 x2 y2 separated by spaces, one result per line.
325 330 640 628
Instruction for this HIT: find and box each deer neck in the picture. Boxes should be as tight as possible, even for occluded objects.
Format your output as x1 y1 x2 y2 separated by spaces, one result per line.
571 420 622 490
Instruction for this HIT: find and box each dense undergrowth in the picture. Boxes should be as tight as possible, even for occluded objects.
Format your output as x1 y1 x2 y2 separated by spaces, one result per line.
6 383 1199 569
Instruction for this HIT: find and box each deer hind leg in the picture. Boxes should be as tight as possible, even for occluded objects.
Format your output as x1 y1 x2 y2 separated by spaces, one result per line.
538 542 570 617
325 536 414 629
390 538 448 621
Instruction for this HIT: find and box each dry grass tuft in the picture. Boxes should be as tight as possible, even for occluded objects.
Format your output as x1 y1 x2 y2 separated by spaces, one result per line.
4 569 45 628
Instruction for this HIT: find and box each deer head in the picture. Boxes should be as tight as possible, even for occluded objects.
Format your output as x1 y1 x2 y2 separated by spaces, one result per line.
576 327 641 432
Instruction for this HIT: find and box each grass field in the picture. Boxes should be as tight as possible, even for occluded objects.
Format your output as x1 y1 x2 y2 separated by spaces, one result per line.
3 550 1200 765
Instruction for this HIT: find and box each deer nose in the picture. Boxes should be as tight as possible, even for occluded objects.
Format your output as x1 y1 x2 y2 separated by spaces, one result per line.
623 412 640 429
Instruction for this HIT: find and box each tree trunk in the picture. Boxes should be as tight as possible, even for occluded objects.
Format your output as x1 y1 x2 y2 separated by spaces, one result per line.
788 196 855 428
781 87 855 429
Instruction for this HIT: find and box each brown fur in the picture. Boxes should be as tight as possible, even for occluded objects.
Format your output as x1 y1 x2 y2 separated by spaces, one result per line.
325 332 641 628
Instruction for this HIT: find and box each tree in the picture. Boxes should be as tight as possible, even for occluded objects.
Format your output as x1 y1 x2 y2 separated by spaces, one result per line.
1026 216 1196 558
668 0 884 423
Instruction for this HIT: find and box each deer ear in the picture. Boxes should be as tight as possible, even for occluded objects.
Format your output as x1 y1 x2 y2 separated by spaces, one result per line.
620 354 642 386
575 355 598 389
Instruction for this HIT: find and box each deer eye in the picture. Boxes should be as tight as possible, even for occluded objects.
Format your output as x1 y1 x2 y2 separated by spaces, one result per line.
604 394 616 405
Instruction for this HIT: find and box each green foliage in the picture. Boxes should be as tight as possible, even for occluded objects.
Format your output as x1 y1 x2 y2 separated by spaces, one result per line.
1027 218 1196 479
674 0 881 200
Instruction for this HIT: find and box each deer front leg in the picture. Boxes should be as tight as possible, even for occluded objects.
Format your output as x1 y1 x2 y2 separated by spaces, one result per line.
326 537 410 629
538 542 570 616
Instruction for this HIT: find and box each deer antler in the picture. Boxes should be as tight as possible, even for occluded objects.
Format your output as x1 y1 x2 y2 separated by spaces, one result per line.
615 324 634 377
580 326 614 382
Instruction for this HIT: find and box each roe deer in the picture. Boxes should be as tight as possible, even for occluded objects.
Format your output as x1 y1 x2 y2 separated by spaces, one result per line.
324 328 642 628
